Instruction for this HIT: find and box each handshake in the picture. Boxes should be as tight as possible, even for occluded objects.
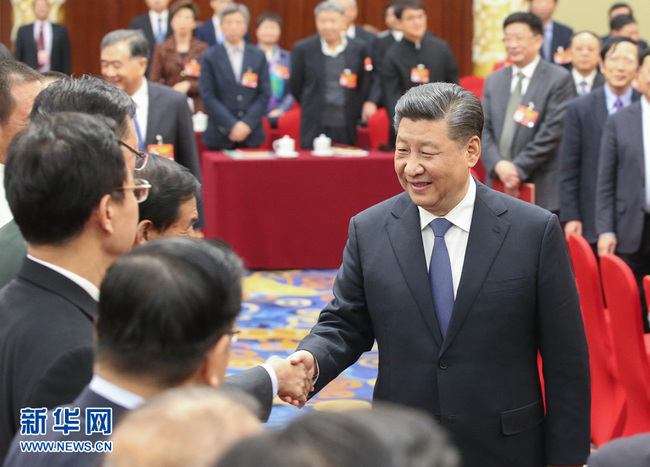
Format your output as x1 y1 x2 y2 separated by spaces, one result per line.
266 351 318 408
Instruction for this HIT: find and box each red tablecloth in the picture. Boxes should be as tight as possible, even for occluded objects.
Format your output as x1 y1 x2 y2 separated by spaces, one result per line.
201 150 403 269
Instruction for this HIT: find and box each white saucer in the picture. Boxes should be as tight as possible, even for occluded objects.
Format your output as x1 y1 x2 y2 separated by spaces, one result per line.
275 151 299 158
312 150 334 157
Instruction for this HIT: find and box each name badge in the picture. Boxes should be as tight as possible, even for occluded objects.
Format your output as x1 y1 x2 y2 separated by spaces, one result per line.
182 60 201 78
513 104 539 128
272 64 290 80
340 69 358 88
147 143 175 160
364 57 373 72
242 71 259 88
553 47 571 65
411 65 430 83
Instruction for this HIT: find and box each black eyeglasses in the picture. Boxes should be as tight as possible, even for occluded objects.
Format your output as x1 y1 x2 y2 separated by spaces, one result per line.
119 141 148 170
113 178 152 203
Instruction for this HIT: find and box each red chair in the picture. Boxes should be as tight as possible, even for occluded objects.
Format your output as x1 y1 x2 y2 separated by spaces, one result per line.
277 106 301 144
567 234 625 445
600 254 650 437
459 75 485 100
491 179 536 204
367 108 390 150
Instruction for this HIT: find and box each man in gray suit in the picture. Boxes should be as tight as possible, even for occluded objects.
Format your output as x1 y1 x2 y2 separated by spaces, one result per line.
289 83 590 467
481 12 576 213
595 48 650 328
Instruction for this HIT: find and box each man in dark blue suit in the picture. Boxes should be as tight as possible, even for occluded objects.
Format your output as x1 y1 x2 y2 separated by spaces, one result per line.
529 0 573 69
4 238 274 467
289 83 590 467
596 48 650 327
568 31 605 96
14 0 70 74
560 37 641 249
129 0 172 63
199 4 270 150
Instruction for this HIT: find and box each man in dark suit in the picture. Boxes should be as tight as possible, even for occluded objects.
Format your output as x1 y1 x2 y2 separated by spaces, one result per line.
482 12 575 213
195 0 232 46
100 30 201 182
129 0 172 63
333 0 381 120
198 4 270 150
568 31 605 96
288 82 590 467
587 432 650 467
14 0 70 74
289 1 371 149
381 1 458 146
560 37 641 249
0 113 141 463
595 48 650 328
529 0 573 69
4 238 283 467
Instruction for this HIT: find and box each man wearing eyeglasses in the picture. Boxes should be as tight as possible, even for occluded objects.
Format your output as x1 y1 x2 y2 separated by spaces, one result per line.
596 47 650 331
0 112 144 462
482 12 575 214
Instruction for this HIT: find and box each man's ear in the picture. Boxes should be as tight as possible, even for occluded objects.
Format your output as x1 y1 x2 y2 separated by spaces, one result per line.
200 334 233 388
95 194 115 234
135 219 154 246
465 135 481 169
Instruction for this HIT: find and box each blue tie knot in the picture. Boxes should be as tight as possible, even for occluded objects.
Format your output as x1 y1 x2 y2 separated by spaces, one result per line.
431 218 452 238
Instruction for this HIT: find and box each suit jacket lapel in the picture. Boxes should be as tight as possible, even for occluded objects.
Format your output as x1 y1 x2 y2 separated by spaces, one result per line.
493 67 513 139
593 88 608 133
145 81 158 143
441 183 510 353
386 195 443 345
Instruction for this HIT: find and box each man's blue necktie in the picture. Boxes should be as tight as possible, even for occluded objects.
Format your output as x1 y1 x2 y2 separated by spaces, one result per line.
156 17 165 44
429 218 454 338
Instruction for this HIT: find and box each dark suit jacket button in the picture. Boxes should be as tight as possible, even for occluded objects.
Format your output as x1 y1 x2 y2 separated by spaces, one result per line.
439 360 448 369
434 413 442 423
237 95 243 101
238 111 244 117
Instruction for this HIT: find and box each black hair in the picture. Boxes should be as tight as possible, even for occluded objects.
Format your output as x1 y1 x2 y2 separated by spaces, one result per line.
96 238 243 387
137 154 201 232
0 60 42 127
503 12 544 36
5 112 126 245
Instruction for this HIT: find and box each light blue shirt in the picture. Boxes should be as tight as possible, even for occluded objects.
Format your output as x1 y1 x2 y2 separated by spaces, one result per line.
604 84 634 115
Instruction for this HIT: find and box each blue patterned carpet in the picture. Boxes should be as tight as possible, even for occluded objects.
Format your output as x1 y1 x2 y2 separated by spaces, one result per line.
227 270 378 429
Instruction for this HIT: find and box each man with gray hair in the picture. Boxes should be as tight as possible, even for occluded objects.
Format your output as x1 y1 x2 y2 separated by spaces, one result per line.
100 29 201 183
199 4 270 150
289 83 590 466
289 1 372 149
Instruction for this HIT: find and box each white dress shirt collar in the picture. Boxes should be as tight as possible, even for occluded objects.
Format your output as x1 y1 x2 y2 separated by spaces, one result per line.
0 165 12 228
346 24 356 39
571 68 597 94
320 34 348 58
511 55 541 95
89 375 145 410
391 30 404 42
131 79 149 143
27 254 100 301
604 84 633 115
148 10 169 34
418 176 476 298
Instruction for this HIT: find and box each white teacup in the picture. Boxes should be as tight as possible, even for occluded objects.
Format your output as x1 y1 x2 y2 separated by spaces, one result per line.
313 134 332 154
273 135 296 155
192 111 208 132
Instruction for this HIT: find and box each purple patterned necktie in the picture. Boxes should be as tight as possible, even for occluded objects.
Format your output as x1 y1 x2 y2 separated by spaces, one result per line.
614 97 623 113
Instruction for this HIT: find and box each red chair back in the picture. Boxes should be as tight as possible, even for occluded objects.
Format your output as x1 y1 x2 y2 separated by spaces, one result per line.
491 179 536 204
600 254 650 437
567 234 625 444
277 106 301 145
367 108 390 150
459 75 485 100
643 276 650 311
